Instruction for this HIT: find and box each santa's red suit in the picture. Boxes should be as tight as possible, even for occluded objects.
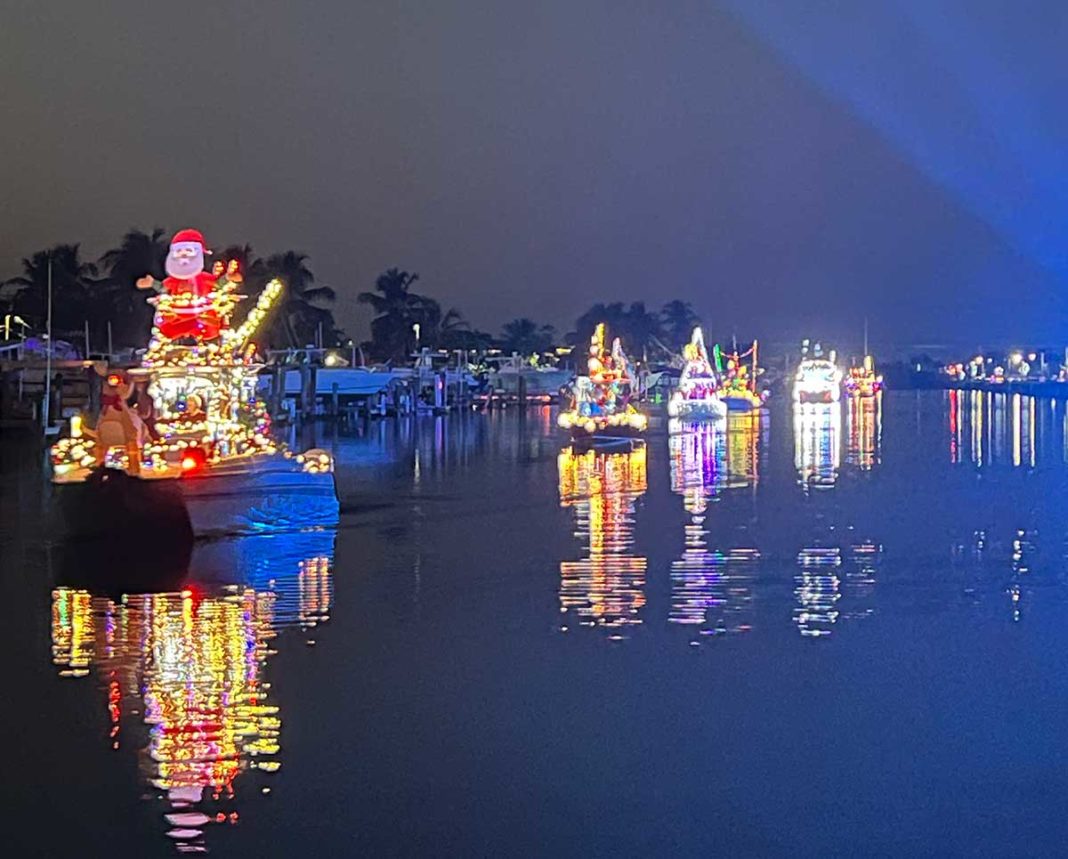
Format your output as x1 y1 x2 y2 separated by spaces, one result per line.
150 228 225 341
156 271 222 341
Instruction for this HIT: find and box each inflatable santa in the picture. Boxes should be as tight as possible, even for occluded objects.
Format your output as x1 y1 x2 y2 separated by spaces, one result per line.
137 228 241 342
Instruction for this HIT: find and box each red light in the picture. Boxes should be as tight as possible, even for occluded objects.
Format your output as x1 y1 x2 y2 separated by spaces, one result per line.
180 448 207 474
106 373 122 387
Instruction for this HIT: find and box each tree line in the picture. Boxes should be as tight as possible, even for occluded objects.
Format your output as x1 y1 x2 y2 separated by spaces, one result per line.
0 229 340 353
1 228 703 361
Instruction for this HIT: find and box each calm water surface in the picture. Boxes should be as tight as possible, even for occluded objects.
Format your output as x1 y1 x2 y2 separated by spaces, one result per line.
5 391 1068 856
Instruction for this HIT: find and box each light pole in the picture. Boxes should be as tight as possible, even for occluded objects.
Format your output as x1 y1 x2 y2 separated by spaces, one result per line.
42 254 53 435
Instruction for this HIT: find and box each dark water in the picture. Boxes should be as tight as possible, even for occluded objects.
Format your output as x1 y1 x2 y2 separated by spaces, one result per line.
5 390 1068 856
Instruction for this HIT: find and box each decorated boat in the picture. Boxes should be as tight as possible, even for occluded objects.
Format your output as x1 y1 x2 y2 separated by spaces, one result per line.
557 323 647 444
843 355 884 398
793 340 843 404
668 327 727 421
719 340 768 412
50 228 339 539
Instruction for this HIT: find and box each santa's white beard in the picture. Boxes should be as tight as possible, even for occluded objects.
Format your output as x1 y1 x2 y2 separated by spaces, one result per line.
165 246 205 280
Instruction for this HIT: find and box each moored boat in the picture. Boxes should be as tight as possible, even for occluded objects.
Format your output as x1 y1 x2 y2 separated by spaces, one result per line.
486 353 572 400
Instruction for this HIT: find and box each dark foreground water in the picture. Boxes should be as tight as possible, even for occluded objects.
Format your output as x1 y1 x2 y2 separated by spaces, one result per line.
5 390 1068 856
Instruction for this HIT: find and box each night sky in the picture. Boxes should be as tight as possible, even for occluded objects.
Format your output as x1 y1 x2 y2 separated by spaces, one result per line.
3 0 1065 350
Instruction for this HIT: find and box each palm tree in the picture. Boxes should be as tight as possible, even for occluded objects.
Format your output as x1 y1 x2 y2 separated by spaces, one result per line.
619 301 663 359
5 244 100 340
660 300 700 350
411 296 469 349
98 228 170 347
358 268 423 360
254 251 336 348
572 301 662 359
215 244 258 278
500 317 556 355
572 302 628 348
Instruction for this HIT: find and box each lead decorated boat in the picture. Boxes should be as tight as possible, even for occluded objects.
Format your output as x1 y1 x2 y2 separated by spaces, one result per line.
50 228 339 540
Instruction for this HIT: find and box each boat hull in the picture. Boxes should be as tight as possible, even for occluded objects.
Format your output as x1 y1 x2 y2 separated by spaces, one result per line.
54 469 194 543
669 397 727 420
53 458 339 540
845 383 882 398
492 368 573 397
179 460 339 537
568 425 645 448
795 388 840 405
722 395 765 412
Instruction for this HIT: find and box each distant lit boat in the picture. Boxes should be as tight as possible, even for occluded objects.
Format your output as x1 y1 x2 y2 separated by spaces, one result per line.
719 340 768 412
844 355 883 398
844 323 883 398
668 327 727 421
557 323 647 444
793 341 842 404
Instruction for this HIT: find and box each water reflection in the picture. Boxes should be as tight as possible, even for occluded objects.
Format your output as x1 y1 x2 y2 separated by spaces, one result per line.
669 423 723 633
558 444 648 638
725 411 764 488
1008 528 1038 622
50 531 335 853
794 541 881 637
668 420 725 515
794 403 842 488
948 390 1040 467
321 409 563 488
667 423 755 640
843 541 879 623
846 394 882 471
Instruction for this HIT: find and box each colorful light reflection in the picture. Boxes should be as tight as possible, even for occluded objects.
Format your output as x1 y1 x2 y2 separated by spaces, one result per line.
558 444 648 638
49 537 334 852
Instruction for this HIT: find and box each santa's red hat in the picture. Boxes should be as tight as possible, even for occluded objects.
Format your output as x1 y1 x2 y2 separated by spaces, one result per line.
170 228 208 248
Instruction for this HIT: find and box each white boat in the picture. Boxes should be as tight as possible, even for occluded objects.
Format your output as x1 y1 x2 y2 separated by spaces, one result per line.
668 327 727 421
794 359 843 404
53 451 338 540
173 452 338 536
793 343 843 404
486 354 573 398
50 231 339 541
283 366 398 397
